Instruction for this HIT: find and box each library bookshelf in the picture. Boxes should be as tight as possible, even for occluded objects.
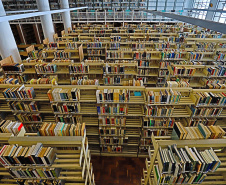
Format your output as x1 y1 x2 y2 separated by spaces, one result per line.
1 23 226 159
141 134 226 185
0 132 95 185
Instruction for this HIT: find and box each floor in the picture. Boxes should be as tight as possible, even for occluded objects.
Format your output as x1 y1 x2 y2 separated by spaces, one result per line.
91 156 146 185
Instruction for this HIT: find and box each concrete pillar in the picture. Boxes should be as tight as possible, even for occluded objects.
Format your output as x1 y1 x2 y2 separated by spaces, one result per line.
206 0 218 21
0 1 21 63
60 0 71 33
36 0 55 42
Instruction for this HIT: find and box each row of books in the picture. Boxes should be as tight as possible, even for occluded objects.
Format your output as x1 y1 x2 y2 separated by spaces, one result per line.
143 129 168 137
103 64 125 74
15 113 42 123
138 69 155 76
39 122 85 136
87 42 103 48
87 49 103 55
71 79 99 85
29 77 57 85
17 179 60 185
97 104 128 115
96 89 130 103
133 52 160 60
110 43 120 49
145 106 174 117
99 127 125 136
185 117 217 127
0 77 19 84
0 143 55 166
207 66 226 77
51 103 80 113
3 85 36 100
140 138 151 146
106 51 124 59
48 88 80 102
143 118 175 128
2 63 25 73
69 63 88 73
147 90 181 104
217 53 226 61
110 36 121 42
0 120 24 136
167 81 190 88
159 69 169 76
10 168 59 180
103 76 122 85
9 101 39 112
100 145 122 153
28 51 38 59
159 61 169 69
56 115 81 124
138 60 158 67
100 137 128 145
173 122 225 140
190 52 205 60
161 51 186 59
155 145 220 184
193 92 226 106
35 64 57 73
190 106 223 117
170 66 196 76
99 116 126 126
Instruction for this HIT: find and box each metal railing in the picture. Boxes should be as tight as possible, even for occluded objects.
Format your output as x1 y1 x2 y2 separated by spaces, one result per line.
9 10 175 24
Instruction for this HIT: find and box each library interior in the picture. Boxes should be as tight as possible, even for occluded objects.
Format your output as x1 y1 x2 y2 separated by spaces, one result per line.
0 0 226 185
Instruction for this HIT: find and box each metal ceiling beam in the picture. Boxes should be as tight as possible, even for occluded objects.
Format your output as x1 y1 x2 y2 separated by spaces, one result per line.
0 7 87 22
184 8 226 13
140 9 226 33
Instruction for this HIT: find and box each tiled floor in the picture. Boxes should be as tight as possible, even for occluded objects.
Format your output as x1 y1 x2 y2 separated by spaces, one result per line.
91 156 146 185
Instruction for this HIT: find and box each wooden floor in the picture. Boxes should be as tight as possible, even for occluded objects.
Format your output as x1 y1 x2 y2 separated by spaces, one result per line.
91 156 146 185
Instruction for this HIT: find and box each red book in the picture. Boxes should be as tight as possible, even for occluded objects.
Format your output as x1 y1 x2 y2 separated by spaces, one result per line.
63 104 68 113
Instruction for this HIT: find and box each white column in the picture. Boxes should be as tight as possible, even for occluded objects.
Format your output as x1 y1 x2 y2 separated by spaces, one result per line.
0 1 21 63
36 0 55 42
60 0 71 33
205 0 218 21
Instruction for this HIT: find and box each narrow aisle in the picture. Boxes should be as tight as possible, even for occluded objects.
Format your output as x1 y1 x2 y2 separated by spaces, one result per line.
91 156 145 185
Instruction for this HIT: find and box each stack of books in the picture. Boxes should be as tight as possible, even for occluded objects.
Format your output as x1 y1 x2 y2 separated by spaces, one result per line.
101 145 122 153
3 85 36 100
96 89 129 103
146 89 181 104
39 122 85 136
49 88 80 102
51 103 80 113
0 143 56 166
35 64 57 73
97 104 128 115
155 145 221 184
207 66 226 77
0 120 24 136
172 122 225 140
9 101 39 112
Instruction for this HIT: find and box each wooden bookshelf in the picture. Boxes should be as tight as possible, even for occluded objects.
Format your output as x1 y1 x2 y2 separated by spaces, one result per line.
141 134 226 185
